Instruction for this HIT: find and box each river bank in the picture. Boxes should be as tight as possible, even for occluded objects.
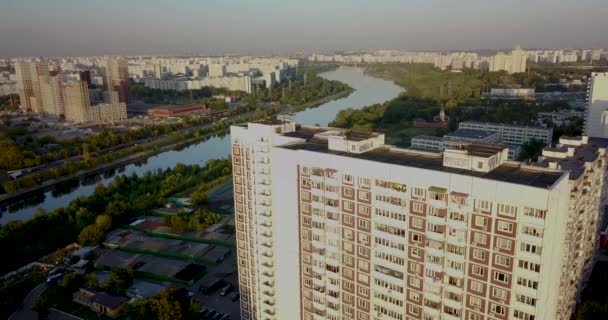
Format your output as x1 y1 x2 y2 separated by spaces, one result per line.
1 66 402 223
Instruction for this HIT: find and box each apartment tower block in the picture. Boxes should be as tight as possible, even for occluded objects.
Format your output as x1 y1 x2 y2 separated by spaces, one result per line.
231 119 607 320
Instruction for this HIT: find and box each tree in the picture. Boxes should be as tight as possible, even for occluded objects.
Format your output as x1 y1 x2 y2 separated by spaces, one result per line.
518 138 546 162
107 268 133 295
576 300 608 320
77 224 105 246
95 214 112 232
60 273 82 293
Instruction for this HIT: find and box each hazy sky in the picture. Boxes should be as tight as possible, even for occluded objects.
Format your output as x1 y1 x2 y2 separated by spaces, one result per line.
1 0 607 57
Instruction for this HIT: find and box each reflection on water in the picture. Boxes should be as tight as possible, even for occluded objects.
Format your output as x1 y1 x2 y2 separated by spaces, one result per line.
1 66 402 224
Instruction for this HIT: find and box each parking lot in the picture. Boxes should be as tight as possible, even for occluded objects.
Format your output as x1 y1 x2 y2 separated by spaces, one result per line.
191 254 240 319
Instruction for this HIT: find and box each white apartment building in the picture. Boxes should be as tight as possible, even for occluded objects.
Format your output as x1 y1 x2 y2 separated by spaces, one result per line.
584 72 608 138
231 118 608 320
489 47 527 74
458 122 553 146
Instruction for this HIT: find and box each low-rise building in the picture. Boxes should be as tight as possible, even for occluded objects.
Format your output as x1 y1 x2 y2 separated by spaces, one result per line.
73 288 129 318
459 121 553 145
490 88 535 99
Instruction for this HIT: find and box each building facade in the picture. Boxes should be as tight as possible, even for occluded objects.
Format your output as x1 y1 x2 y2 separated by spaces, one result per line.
458 122 553 146
584 72 608 138
231 119 608 320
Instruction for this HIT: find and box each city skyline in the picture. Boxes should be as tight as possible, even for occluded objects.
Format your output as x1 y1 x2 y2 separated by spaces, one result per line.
1 0 608 57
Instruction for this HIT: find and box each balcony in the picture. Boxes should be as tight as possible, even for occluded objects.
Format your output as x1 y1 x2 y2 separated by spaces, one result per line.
426 230 446 241
427 214 446 225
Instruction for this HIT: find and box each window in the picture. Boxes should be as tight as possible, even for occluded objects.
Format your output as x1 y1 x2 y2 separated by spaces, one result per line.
493 271 509 284
517 277 539 290
344 201 354 211
473 232 487 245
495 237 512 250
474 216 488 228
411 233 422 244
358 219 370 230
471 265 485 277
469 296 482 308
518 259 541 272
409 277 421 287
359 205 371 216
470 280 483 293
477 161 484 169
475 199 491 211
494 255 512 267
412 202 424 213
358 177 371 188
411 248 422 258
522 226 543 237
523 207 546 219
358 190 370 201
409 291 420 302
411 217 424 228
344 188 353 197
343 174 353 183
514 310 536 320
516 294 537 306
472 248 486 260
497 221 514 232
408 304 419 316
413 187 425 198
520 242 542 255
491 287 508 300
498 203 517 217
491 304 506 315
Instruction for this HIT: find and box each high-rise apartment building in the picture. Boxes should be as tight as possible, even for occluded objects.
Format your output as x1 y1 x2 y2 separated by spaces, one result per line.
64 80 92 123
231 119 607 320
103 58 129 102
39 75 64 117
490 47 527 74
584 72 608 138
15 61 50 113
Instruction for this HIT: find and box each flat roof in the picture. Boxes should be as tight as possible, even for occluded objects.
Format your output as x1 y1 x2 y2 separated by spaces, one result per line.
343 130 382 141
280 140 564 188
445 129 497 140
459 121 551 131
412 135 444 141
541 137 608 180
253 119 291 125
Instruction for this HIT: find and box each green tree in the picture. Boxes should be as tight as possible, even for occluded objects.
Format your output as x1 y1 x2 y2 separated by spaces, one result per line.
77 224 105 246
576 300 608 320
60 273 82 293
518 138 546 162
107 268 133 295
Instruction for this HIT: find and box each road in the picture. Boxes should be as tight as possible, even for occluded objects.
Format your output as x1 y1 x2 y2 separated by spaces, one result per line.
9 282 47 320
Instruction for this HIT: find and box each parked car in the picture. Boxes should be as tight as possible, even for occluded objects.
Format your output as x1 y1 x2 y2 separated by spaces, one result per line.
229 292 240 302
219 314 231 320
219 283 233 296
212 313 224 320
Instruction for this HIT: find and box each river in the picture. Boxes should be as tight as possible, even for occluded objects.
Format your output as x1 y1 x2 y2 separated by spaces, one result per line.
0 66 402 224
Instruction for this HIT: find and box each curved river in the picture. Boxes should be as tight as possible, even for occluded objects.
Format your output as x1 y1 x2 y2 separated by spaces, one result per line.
1 66 402 224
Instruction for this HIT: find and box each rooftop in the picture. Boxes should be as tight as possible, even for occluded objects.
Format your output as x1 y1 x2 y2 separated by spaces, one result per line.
412 135 444 141
280 139 564 188
540 137 608 180
253 119 291 125
460 121 551 131
445 129 497 140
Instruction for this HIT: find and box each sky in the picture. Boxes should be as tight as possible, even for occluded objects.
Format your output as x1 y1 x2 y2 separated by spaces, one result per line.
1 0 607 57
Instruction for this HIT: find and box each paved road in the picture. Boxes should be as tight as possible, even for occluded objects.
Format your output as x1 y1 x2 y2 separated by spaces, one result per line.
9 282 47 320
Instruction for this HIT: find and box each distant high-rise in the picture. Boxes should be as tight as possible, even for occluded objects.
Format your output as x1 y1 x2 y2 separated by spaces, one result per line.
584 72 608 138
490 47 527 74
231 118 608 320
64 80 91 123
103 58 129 102
209 63 227 77
39 75 64 117
15 61 50 113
